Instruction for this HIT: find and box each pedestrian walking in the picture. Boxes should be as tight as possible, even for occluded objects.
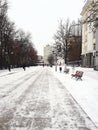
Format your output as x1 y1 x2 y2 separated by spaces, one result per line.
8 65 11 72
59 66 62 72
23 65 26 71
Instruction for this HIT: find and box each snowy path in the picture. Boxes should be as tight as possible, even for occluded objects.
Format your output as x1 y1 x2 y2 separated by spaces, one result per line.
0 67 97 130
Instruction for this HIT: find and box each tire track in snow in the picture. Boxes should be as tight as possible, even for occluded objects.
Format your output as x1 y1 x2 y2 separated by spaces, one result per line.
0 67 97 130
29 68 52 130
0 71 38 98
0 68 44 130
9 68 51 130
0 68 41 98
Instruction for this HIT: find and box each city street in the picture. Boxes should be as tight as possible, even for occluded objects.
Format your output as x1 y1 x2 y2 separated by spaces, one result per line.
0 67 97 130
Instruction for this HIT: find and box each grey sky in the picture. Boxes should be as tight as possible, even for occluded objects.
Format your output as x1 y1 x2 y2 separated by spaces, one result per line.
8 0 84 55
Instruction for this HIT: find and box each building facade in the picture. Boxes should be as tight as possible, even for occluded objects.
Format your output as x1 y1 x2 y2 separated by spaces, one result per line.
67 35 82 65
81 0 96 68
43 44 53 65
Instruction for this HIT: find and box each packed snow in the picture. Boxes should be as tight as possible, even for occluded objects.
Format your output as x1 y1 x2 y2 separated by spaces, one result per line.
51 65 98 128
0 65 98 129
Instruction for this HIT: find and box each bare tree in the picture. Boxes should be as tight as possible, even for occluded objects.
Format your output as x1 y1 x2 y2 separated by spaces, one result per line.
13 29 38 67
0 0 8 69
53 18 82 64
53 19 70 64
0 0 38 70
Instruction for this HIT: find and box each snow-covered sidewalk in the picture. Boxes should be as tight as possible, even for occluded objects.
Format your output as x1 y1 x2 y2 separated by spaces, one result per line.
51 66 98 128
0 66 98 129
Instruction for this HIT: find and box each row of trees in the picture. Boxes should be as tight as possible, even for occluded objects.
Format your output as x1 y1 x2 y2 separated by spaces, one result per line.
0 0 38 70
52 19 82 65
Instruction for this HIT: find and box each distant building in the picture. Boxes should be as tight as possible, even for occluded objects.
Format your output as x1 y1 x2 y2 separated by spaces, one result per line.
44 45 52 65
37 55 44 66
67 35 82 65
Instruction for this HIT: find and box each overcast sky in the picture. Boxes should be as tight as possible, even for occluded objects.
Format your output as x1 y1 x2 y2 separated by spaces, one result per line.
7 0 84 55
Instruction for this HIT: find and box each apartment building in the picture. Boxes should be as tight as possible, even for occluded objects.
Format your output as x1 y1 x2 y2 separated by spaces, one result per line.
81 0 97 68
67 35 82 65
43 44 53 65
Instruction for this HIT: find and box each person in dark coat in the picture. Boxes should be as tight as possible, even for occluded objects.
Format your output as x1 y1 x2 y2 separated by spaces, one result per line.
23 64 26 71
59 66 62 72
